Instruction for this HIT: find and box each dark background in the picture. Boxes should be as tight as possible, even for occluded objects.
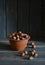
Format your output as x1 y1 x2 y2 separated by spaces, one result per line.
0 0 45 40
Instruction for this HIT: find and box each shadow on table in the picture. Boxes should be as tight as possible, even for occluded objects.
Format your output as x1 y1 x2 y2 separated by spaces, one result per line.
0 42 11 50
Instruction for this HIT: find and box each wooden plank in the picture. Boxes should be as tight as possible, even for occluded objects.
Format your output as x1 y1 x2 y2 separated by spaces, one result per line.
6 0 17 36
17 0 31 34
30 0 41 39
17 0 42 40
41 0 45 37
0 41 45 65
0 0 5 38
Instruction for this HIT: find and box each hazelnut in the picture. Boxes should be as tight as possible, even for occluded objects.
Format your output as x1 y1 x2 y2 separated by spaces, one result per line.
9 35 12 39
15 33 18 37
21 52 25 57
22 37 25 40
34 53 38 57
12 33 15 36
26 35 28 38
23 35 26 38
23 34 28 38
16 35 20 38
21 33 24 36
28 56 34 60
32 42 35 45
24 50 28 55
13 36 16 40
17 38 20 40
32 45 36 48
31 51 35 56
31 42 36 48
33 50 36 53
18 32 22 36
18 31 22 34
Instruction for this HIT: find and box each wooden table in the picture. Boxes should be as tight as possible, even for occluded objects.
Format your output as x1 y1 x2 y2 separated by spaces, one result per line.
0 40 45 65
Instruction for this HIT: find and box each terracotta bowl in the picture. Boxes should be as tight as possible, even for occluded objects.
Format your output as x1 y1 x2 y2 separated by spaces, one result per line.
8 32 30 51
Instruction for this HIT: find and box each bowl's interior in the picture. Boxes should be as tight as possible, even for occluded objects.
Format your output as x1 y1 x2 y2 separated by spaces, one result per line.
8 32 30 41
8 35 30 41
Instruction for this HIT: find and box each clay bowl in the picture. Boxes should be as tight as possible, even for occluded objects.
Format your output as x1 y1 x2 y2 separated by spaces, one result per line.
8 33 30 51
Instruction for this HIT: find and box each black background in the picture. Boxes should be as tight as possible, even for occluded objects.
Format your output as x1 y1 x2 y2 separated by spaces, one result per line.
0 0 45 40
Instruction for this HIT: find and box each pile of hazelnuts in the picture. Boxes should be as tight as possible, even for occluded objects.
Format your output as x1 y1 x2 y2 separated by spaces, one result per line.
8 31 38 60
21 42 38 60
8 31 30 40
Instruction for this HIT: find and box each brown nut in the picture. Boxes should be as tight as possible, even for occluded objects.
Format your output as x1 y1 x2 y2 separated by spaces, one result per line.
16 35 20 38
18 31 22 36
21 52 25 57
18 31 22 34
15 33 18 37
32 42 35 45
23 35 26 38
26 35 28 39
31 42 36 48
32 45 36 48
34 53 38 57
12 33 15 36
31 51 35 56
21 37 25 40
28 56 34 60
13 36 16 40
21 33 24 36
33 50 36 53
16 37 20 40
24 50 28 55
9 35 12 39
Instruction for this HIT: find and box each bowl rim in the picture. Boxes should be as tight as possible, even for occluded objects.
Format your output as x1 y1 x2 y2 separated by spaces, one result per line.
8 35 30 41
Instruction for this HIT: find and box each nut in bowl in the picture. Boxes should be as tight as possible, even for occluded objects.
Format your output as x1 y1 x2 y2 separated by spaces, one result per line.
8 31 30 51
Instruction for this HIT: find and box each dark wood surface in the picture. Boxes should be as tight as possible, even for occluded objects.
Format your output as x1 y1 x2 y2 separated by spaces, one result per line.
0 40 45 65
